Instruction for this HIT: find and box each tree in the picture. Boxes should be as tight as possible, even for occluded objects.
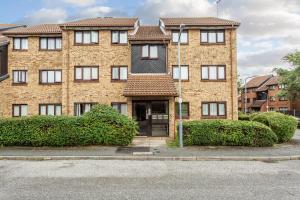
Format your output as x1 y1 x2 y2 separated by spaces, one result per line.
237 73 243 95
275 51 300 101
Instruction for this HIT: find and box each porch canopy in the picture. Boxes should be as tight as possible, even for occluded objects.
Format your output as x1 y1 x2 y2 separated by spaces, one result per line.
123 74 178 97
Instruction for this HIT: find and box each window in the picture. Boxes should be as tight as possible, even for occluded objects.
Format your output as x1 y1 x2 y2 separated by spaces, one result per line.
39 104 62 116
111 103 128 115
75 31 98 44
40 38 62 50
279 96 288 101
269 107 275 111
172 65 189 80
269 85 276 90
13 38 28 50
279 107 288 112
75 66 99 81
12 104 28 117
112 31 128 44
172 31 188 43
111 66 127 81
201 65 225 80
202 102 226 118
201 30 225 44
175 102 189 119
74 103 96 116
279 84 287 89
13 70 27 84
269 96 276 101
40 70 62 84
141 45 158 59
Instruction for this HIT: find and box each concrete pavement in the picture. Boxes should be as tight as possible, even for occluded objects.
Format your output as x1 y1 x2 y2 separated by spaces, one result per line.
1 160 300 200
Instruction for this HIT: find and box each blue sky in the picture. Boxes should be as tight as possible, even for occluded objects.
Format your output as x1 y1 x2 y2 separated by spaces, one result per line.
0 0 299 79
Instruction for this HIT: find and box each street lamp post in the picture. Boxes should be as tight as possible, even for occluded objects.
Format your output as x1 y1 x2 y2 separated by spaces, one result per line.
261 91 269 112
178 24 185 148
244 75 257 114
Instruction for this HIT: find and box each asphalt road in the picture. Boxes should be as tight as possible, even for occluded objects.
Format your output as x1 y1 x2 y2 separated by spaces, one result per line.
1 160 300 200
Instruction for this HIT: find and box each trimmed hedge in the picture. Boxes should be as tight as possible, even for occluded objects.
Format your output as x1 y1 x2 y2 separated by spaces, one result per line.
0 105 138 147
251 112 298 143
238 112 251 121
182 120 278 147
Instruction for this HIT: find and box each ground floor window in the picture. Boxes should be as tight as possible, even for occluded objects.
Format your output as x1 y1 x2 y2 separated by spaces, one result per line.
12 104 28 117
111 103 128 115
175 102 189 119
74 103 96 116
269 107 275 111
39 104 62 116
202 102 226 118
279 107 288 112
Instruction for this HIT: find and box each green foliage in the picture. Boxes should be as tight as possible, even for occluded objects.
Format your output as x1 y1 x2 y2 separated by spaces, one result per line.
251 112 298 143
0 105 138 147
238 111 251 121
275 51 300 101
182 120 277 147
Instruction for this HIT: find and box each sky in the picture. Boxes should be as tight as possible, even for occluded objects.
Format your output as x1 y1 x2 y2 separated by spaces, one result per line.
0 0 299 79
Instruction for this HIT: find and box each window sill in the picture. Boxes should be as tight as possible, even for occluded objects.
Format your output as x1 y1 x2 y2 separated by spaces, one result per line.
171 42 189 45
74 80 99 83
39 83 62 85
111 43 128 46
12 50 28 52
200 43 226 46
202 116 227 119
141 57 159 60
12 83 28 86
201 79 227 82
73 43 99 46
173 79 189 82
39 49 62 52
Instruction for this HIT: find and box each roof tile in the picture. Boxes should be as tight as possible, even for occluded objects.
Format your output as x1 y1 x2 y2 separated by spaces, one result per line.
2 24 62 35
129 26 170 41
160 17 240 27
62 17 138 27
246 75 272 88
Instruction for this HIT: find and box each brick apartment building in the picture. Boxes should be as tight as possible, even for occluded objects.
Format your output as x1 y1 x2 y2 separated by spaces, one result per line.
0 17 240 137
239 75 300 114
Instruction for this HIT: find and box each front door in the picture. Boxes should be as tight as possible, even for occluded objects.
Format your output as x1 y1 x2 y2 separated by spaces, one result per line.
133 101 169 137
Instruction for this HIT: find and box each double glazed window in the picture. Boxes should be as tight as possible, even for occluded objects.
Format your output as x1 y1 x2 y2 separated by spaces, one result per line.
172 31 188 43
279 107 288 112
40 37 62 50
269 85 276 90
111 66 127 81
74 103 96 116
279 96 288 101
75 31 99 44
269 96 276 101
13 70 27 84
201 65 225 80
39 104 62 116
40 70 62 84
112 103 128 115
201 30 225 44
75 66 99 81
279 84 287 89
202 102 226 118
172 65 189 80
142 45 158 59
13 38 28 50
12 104 28 117
112 31 128 44
175 102 189 119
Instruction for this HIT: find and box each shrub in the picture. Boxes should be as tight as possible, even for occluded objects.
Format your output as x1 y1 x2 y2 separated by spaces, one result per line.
0 105 138 147
182 120 278 147
251 112 298 143
238 112 251 121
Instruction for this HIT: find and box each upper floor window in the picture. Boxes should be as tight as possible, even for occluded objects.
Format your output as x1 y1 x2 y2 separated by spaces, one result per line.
279 107 288 112
172 31 188 43
269 85 276 90
40 70 62 84
111 103 128 115
75 31 98 44
111 66 127 81
201 30 225 44
13 70 27 84
279 96 288 101
13 104 28 117
142 45 158 59
172 65 189 80
112 31 128 44
39 104 62 116
74 103 96 116
40 37 62 50
75 66 99 81
175 102 190 119
13 38 28 50
201 65 225 81
279 84 287 89
269 96 276 101
202 102 226 118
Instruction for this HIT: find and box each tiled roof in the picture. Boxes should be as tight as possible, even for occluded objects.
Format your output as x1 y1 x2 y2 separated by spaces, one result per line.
129 26 170 41
62 17 138 27
250 100 266 108
160 17 240 27
0 36 9 45
123 74 178 97
265 76 280 86
255 76 280 92
246 75 273 88
2 24 62 35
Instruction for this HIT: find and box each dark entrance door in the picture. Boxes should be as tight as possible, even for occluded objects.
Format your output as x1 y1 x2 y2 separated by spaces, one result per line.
133 101 169 137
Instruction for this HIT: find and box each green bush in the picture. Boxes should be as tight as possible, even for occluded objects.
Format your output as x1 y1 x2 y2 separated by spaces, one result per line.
182 120 278 147
238 112 251 121
251 112 298 143
0 105 138 147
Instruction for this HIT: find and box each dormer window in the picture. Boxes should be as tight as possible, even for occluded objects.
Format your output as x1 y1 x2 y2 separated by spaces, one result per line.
142 45 158 59
201 30 225 44
172 31 188 43
112 31 128 44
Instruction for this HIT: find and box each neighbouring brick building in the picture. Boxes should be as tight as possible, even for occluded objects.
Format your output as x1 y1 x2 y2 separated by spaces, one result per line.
239 75 300 115
0 17 240 138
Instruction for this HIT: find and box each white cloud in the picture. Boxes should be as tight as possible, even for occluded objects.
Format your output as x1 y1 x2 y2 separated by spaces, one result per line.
62 0 96 7
78 6 113 18
19 8 67 25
